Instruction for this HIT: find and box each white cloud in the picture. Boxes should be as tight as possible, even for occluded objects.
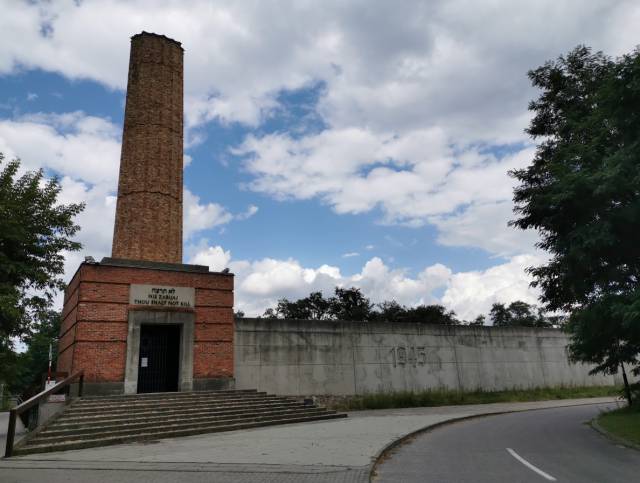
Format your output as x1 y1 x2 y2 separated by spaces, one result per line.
235 204 259 220
0 1 636 132
0 112 122 288
236 128 538 255
57 177 117 257
342 252 359 258
0 110 240 290
431 201 540 257
0 111 121 185
183 189 234 239
2 1 633 313
190 245 540 319
27 92 38 101
1 1 636 258
183 192 260 239
442 254 543 321
191 245 232 272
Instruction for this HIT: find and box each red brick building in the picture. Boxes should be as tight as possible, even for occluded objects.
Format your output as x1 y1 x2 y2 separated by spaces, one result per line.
57 33 235 395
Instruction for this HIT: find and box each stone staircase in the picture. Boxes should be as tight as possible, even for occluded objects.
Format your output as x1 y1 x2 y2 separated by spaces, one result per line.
14 390 346 455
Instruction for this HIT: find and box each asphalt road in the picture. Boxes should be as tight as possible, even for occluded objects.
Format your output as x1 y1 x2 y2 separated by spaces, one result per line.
375 403 640 483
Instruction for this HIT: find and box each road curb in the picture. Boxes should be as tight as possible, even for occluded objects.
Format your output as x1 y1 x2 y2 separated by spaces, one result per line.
591 416 640 451
368 398 620 482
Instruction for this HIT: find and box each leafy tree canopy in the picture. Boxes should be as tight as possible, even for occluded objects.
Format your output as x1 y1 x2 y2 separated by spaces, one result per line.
264 288 371 321
260 287 553 328
9 310 61 396
510 46 640 400
489 301 556 328
0 154 83 352
511 46 640 311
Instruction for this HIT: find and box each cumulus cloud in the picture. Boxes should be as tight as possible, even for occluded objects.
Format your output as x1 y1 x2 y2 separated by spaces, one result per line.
184 191 260 239
0 112 122 284
235 204 259 220
1 1 636 131
190 244 539 319
1 1 637 259
0 111 243 288
235 129 538 254
183 189 234 239
190 245 232 272
431 201 540 257
2 1 632 312
442 254 544 320
0 111 121 184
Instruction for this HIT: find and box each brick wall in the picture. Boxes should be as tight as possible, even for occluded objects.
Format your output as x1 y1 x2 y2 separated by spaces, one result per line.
111 32 184 263
58 262 234 385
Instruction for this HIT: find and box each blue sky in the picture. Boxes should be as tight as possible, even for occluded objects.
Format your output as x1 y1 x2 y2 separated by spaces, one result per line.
0 1 636 317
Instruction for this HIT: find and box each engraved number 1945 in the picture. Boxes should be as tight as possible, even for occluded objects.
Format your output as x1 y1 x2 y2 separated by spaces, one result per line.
390 346 427 367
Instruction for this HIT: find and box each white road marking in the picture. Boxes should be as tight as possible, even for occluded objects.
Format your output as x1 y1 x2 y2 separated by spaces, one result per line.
506 448 557 481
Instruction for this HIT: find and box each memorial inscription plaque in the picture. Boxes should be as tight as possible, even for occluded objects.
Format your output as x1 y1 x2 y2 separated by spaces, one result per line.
129 284 195 308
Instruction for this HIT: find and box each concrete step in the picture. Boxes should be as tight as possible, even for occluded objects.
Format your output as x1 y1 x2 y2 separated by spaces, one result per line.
70 393 281 411
51 402 305 428
32 408 336 443
11 389 347 456
53 401 316 425
59 401 300 421
79 389 260 403
39 407 331 438
16 412 347 455
75 390 265 406
64 395 293 415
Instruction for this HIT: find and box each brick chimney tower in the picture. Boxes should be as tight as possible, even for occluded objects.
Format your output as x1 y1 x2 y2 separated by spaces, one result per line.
112 32 184 263
58 32 235 397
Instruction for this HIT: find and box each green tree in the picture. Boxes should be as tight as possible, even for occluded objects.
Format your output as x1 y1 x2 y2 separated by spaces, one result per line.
328 287 374 321
10 310 61 396
375 300 406 322
401 304 459 325
262 288 374 321
373 301 459 324
489 301 553 328
0 155 84 384
262 289 464 325
469 314 486 326
510 46 640 403
262 291 332 320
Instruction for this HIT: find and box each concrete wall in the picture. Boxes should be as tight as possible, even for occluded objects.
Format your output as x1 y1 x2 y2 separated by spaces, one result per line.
235 319 617 396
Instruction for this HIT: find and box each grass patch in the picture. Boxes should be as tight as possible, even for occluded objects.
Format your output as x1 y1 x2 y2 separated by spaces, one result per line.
339 385 620 411
598 404 640 446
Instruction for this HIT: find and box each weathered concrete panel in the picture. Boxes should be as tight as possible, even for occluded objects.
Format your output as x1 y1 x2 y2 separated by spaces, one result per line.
234 319 618 396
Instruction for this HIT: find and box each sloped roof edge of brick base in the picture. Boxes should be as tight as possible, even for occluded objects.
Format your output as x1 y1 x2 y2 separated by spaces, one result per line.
99 257 233 276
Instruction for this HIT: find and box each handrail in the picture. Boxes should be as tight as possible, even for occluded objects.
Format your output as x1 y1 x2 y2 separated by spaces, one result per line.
4 370 84 457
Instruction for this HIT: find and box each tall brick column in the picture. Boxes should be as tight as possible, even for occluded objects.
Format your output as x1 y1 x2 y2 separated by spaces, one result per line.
112 32 184 263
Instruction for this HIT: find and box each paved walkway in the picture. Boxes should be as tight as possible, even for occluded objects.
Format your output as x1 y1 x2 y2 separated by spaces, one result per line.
0 397 621 482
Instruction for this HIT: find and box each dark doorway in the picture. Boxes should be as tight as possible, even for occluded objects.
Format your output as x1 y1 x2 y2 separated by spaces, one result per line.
137 324 180 393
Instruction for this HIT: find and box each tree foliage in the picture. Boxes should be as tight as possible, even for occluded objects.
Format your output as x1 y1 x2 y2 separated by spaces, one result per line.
0 155 84 345
489 301 556 328
260 287 553 328
510 46 640 399
386 304 459 325
263 288 371 321
0 155 83 388
10 310 61 396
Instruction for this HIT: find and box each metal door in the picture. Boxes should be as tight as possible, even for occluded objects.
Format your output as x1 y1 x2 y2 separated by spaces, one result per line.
137 324 180 393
